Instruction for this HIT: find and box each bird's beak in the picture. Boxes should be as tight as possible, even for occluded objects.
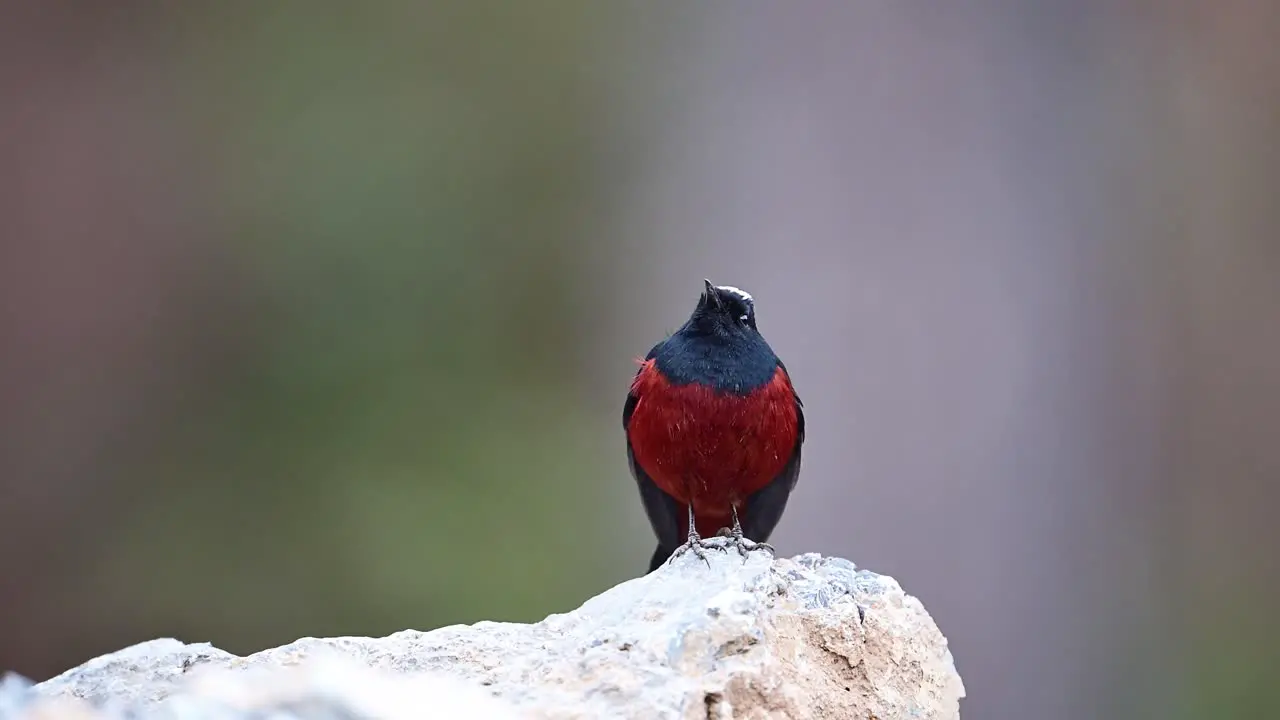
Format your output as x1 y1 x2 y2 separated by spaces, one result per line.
703 278 722 308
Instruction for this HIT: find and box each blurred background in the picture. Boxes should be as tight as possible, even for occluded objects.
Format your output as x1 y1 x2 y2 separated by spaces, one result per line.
2 2 1277 718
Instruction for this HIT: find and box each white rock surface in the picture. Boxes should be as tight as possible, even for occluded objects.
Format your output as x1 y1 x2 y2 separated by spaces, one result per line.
5 545 964 719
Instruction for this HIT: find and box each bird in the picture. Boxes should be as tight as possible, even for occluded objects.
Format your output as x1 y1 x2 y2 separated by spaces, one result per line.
623 279 804 573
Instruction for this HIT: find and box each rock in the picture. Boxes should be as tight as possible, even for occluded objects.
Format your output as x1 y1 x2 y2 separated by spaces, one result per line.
5 654 523 720
10 544 964 719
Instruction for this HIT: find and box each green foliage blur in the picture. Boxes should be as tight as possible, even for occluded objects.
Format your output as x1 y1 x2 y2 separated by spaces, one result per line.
81 2 633 655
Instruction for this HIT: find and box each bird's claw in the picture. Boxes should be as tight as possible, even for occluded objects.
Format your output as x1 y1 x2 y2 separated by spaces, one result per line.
730 536 774 562
669 534 729 568
715 525 774 563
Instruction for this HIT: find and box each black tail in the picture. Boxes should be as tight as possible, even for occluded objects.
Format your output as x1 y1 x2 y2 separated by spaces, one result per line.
648 544 673 573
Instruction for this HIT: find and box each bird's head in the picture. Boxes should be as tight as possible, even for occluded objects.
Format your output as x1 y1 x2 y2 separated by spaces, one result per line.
684 279 759 338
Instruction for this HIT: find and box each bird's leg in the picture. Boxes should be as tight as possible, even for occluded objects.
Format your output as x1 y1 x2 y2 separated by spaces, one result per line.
669 504 728 567
726 504 774 562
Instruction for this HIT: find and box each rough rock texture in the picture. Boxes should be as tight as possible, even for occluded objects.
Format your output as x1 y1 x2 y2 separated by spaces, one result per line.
4 544 964 719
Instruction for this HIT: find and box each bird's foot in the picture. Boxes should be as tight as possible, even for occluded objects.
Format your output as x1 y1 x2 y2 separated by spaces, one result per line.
717 526 774 563
730 535 774 562
669 533 729 568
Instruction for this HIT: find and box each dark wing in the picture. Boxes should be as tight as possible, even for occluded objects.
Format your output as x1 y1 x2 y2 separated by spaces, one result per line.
739 359 804 543
630 441 684 572
623 344 684 571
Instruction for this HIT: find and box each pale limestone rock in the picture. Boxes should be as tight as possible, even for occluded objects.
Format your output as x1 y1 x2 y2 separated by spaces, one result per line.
7 544 964 719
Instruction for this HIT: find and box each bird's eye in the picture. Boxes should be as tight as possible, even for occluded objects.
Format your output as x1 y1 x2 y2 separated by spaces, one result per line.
739 313 749 322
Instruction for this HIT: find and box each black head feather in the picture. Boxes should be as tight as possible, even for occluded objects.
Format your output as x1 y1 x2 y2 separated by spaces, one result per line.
648 280 780 394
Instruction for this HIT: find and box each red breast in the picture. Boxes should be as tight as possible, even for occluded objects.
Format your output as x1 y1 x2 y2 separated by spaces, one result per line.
626 359 800 518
